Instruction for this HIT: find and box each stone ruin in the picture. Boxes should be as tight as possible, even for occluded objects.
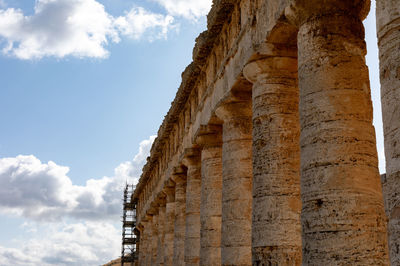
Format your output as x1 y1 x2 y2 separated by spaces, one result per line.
129 0 400 265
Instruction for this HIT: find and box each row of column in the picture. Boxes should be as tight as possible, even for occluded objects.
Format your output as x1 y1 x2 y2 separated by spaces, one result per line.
137 117 253 266
136 0 398 264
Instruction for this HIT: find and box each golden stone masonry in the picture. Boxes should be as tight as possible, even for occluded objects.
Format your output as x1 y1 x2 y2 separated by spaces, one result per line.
125 0 400 265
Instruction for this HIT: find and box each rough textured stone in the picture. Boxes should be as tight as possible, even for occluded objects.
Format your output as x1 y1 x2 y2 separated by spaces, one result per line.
195 125 223 266
172 174 186 266
243 45 302 265
145 217 153 266
182 149 202 266
286 0 390 264
216 100 253 266
126 1 396 266
377 0 400 264
157 205 166 265
163 187 175 266
151 213 158 265
138 222 148 266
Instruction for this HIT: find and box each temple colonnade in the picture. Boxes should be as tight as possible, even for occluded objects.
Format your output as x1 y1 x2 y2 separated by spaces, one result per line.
133 0 400 265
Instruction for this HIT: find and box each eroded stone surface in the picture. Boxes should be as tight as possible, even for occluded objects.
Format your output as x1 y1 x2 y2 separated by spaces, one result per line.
163 187 175 266
182 150 202 266
244 46 302 265
195 125 223 266
172 175 186 266
292 1 389 264
123 0 396 266
377 0 400 264
216 100 253 266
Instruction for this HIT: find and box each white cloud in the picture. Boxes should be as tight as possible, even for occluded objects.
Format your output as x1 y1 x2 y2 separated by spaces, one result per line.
153 0 212 20
0 0 117 59
0 135 156 221
0 0 174 59
0 0 214 60
0 135 155 265
115 7 174 41
0 221 120 266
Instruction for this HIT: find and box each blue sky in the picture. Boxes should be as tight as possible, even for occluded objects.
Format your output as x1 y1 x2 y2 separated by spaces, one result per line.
0 0 208 185
0 0 385 265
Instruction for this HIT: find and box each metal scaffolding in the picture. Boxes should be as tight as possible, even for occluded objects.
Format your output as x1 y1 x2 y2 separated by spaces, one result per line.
121 184 138 266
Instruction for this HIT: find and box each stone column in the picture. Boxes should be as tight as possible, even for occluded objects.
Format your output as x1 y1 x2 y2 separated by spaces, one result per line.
286 1 389 264
151 212 159 265
163 185 176 266
243 44 302 265
137 223 147 266
376 0 400 263
182 148 201 266
215 100 252 266
156 194 167 266
172 170 187 266
145 216 153 266
195 125 223 266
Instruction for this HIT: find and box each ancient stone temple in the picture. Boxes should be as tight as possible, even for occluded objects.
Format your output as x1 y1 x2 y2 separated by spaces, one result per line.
131 0 400 265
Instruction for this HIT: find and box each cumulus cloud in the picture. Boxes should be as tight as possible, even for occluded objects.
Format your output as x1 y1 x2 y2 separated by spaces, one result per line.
153 0 212 20
0 0 174 59
0 135 156 221
115 7 174 41
0 221 120 266
0 136 155 265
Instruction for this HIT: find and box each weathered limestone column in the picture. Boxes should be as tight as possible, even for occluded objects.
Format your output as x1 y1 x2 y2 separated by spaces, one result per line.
145 216 153 266
195 125 223 266
376 0 400 263
151 211 159 265
134 227 140 266
243 45 302 265
163 185 176 266
286 1 389 264
182 148 201 266
137 223 147 265
156 195 167 266
215 99 252 266
172 169 187 266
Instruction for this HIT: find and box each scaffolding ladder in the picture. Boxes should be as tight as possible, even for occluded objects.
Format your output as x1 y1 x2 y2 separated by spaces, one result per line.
121 184 138 266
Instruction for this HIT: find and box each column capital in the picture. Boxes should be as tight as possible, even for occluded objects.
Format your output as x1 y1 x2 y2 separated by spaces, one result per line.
284 0 370 26
194 124 223 148
244 43 297 84
251 43 297 60
215 101 252 122
181 148 201 167
148 202 160 215
171 166 187 184
164 178 175 189
155 191 167 206
162 186 175 202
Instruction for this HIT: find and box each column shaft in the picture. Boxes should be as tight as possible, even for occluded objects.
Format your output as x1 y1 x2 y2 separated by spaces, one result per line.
244 48 302 265
377 0 400 263
157 205 166 265
295 6 389 264
183 151 201 266
164 189 176 266
216 101 252 266
138 224 147 266
173 177 186 266
196 128 223 266
151 214 158 265
145 218 153 266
